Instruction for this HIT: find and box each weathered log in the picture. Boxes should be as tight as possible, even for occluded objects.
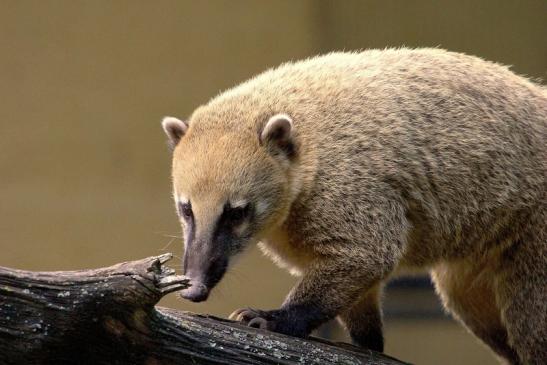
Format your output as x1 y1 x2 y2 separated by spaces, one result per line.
0 254 408 365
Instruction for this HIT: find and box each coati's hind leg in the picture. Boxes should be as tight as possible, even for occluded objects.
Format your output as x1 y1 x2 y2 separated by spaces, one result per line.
431 261 519 364
338 285 384 352
495 212 546 365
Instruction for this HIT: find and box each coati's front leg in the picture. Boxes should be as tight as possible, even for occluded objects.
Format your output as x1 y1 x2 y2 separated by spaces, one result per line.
338 285 384 352
230 251 398 345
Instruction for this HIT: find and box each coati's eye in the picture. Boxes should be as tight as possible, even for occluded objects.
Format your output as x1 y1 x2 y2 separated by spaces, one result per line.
178 202 193 220
224 204 250 225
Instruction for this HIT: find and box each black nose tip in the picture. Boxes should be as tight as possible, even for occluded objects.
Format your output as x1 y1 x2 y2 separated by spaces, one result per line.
180 281 209 302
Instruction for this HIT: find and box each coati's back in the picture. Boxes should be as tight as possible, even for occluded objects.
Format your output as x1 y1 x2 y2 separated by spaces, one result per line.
196 48 546 264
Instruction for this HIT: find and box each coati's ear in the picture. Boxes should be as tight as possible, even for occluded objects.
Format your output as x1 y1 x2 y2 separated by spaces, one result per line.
260 114 294 156
162 116 188 149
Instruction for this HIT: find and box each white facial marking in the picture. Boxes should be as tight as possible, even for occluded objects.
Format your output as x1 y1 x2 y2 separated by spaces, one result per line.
230 199 248 208
256 200 270 215
177 194 189 205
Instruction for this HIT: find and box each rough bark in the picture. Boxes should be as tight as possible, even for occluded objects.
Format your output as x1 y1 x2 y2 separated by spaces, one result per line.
0 254 408 365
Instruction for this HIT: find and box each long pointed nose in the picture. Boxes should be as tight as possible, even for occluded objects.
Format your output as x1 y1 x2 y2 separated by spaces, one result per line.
178 200 228 303
180 280 209 302
180 245 211 302
179 241 228 303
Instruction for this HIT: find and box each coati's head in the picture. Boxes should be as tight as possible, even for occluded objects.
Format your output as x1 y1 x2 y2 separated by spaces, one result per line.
161 112 296 302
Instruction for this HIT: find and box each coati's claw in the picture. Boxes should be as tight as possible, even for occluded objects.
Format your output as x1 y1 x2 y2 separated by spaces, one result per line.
229 308 275 330
231 308 261 322
248 317 269 329
229 307 250 321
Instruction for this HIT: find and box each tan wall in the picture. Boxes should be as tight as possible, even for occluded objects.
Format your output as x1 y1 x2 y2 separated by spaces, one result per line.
1 1 545 364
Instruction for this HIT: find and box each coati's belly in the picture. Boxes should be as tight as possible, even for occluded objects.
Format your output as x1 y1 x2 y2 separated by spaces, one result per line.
398 204 529 268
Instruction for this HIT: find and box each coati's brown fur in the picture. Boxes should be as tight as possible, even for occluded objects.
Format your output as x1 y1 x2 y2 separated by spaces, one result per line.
162 48 546 364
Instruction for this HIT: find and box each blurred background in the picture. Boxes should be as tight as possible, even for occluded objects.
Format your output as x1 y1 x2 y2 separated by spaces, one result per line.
1 1 545 364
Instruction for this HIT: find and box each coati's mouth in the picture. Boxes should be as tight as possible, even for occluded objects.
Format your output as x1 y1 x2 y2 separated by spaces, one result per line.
179 257 228 303
179 281 209 302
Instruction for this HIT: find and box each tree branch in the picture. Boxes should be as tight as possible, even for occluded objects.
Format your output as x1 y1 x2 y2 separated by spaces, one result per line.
0 254 408 365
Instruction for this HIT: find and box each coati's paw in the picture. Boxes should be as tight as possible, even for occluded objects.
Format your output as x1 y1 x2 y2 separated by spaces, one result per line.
229 306 317 338
229 307 277 331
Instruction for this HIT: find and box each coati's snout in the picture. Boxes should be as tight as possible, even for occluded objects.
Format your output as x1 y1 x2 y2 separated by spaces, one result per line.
179 281 208 302
178 199 253 302
180 244 228 302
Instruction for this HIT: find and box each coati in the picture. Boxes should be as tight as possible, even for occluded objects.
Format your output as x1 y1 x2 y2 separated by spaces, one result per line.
161 48 546 364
